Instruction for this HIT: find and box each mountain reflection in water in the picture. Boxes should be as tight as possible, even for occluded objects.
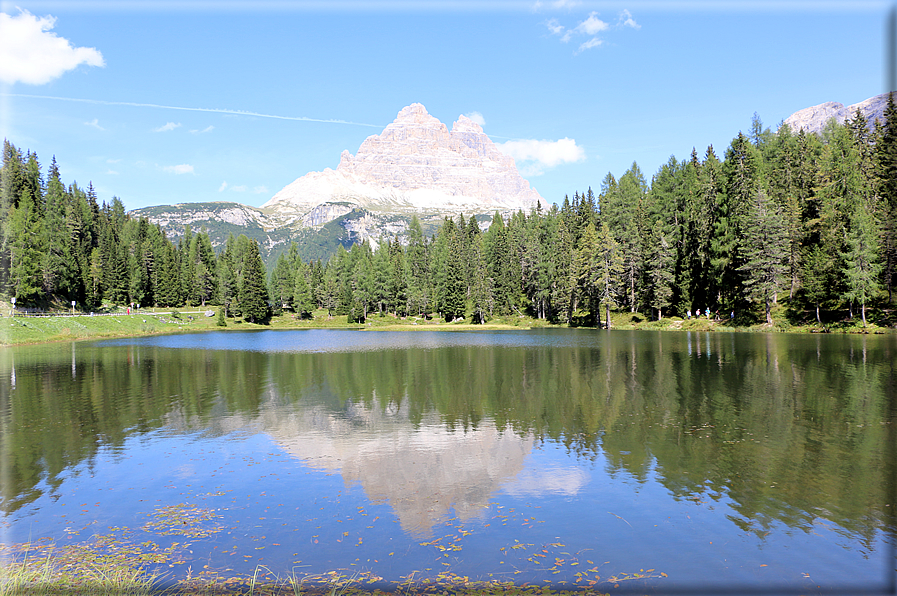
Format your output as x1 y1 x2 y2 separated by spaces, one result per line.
1 329 894 591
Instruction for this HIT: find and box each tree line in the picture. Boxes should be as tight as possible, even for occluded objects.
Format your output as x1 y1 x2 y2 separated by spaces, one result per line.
0 144 270 322
2 95 896 326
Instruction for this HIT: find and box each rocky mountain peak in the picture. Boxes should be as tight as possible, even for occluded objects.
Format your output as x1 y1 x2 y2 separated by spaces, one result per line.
451 114 484 134
783 93 891 135
264 103 546 217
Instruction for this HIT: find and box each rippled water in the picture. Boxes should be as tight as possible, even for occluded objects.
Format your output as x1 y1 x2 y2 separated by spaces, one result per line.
1 329 894 593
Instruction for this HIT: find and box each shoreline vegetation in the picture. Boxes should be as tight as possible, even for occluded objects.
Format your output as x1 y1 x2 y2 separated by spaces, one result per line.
1 539 621 596
2 303 893 346
5 102 897 344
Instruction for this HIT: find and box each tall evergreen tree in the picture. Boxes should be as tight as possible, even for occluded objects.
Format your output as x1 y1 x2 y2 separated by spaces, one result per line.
875 92 897 302
842 200 882 327
8 187 44 304
714 132 763 310
238 238 269 323
41 156 77 299
293 261 315 318
738 189 788 324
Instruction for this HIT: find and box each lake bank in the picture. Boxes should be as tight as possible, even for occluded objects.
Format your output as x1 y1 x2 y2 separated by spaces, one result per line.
1 304 894 346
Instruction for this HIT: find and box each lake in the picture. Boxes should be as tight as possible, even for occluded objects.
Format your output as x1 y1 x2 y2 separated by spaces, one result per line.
1 328 894 593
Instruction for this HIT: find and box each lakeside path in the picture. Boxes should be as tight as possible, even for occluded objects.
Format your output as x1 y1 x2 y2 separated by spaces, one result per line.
2 306 894 346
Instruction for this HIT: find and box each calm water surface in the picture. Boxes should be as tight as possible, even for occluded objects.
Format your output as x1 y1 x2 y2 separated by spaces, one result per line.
1 329 894 593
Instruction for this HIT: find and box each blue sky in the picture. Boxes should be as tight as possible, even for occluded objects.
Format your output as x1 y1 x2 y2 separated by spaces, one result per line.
0 1 891 212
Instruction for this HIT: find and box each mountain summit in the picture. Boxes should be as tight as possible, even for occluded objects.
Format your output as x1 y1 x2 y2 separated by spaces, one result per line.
263 103 547 220
783 93 891 135
131 104 548 261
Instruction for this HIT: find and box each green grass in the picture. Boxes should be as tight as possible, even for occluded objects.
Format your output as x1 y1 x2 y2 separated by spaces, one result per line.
3 300 894 347
0 308 226 346
0 542 160 596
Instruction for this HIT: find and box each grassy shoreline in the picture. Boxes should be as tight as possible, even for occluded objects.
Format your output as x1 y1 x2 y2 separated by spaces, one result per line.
1 303 894 346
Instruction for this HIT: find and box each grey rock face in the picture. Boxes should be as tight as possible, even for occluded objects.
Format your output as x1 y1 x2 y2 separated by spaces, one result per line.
783 93 892 134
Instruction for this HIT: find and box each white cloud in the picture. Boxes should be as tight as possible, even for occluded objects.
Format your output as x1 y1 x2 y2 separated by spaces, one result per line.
576 37 603 53
546 18 565 35
575 12 609 35
503 466 589 497
464 111 486 126
154 122 181 132
0 9 104 85
190 125 214 134
548 9 636 52
496 137 585 175
106 158 121 164
619 9 640 29
163 164 194 175
84 118 104 130
218 181 266 193
106 169 118 175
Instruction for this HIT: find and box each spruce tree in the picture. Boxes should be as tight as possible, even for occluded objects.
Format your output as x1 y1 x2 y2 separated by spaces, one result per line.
714 132 763 311
8 187 44 304
239 239 269 323
738 189 788 324
470 232 493 323
441 228 467 322
293 261 314 318
802 244 831 324
876 91 897 302
842 200 882 327
647 219 676 319
405 215 430 316
42 156 77 299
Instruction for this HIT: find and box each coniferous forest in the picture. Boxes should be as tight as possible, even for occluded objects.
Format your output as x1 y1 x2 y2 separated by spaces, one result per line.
2 97 897 328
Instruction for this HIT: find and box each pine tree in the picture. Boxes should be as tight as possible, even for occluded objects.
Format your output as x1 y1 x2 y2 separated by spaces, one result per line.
484 212 516 315
470 232 493 323
193 231 217 307
714 132 763 311
0 141 26 290
348 242 374 322
293 261 314 318
801 244 831 324
42 156 77 300
405 215 430 316
645 157 683 318
217 236 237 315
387 237 407 316
179 225 196 306
435 218 466 321
238 238 269 323
647 219 676 319
269 252 294 313
607 164 647 312
876 91 897 303
551 214 577 324
738 189 788 324
8 187 44 304
578 222 623 327
842 200 882 327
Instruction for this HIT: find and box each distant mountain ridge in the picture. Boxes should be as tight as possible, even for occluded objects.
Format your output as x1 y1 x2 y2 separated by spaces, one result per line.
783 92 892 134
130 104 545 263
